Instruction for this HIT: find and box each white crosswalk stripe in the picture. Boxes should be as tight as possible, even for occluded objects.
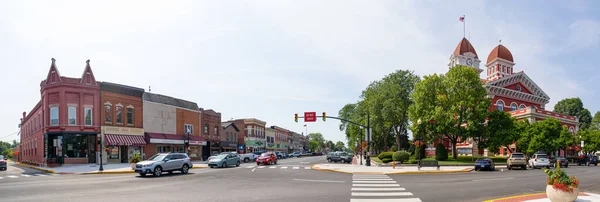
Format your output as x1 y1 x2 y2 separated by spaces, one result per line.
280 167 288 169
350 174 421 202
245 166 255 168
0 177 3 180
258 166 265 168
0 173 60 181
6 175 18 179
21 174 32 177
293 167 299 169
269 166 277 169
305 167 311 169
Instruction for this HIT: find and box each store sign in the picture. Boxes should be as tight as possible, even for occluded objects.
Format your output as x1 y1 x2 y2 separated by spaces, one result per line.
190 140 207 146
149 138 184 144
228 143 237 147
238 144 245 150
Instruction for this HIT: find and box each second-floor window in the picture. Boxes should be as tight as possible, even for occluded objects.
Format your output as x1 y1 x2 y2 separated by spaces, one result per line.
184 124 194 135
204 125 208 134
104 103 112 124
50 107 59 126
126 107 134 125
68 106 77 125
214 127 218 136
115 105 123 124
84 108 92 126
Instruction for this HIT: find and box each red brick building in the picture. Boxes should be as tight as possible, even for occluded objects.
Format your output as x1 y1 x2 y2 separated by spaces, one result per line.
20 58 101 165
225 118 267 153
199 108 222 159
221 122 241 153
428 38 579 157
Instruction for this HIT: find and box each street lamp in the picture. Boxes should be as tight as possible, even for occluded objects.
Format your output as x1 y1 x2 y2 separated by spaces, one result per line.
414 119 425 161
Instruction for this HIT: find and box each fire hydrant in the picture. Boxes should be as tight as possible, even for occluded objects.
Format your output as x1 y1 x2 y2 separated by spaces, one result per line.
392 161 396 169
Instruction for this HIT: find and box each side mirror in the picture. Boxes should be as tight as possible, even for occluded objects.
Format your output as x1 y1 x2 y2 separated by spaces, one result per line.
164 159 169 162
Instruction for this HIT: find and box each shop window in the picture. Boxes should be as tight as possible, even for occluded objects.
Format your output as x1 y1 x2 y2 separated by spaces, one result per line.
64 135 89 158
50 107 59 126
104 103 112 124
116 105 123 125
108 147 119 159
85 108 93 126
157 145 172 153
127 107 134 125
68 106 77 125
175 145 184 153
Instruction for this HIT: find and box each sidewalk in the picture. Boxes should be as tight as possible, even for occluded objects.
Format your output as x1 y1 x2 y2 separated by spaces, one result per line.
315 156 472 174
484 192 600 202
16 161 208 174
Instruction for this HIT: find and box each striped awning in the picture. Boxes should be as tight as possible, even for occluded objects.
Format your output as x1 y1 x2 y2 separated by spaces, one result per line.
105 134 147 146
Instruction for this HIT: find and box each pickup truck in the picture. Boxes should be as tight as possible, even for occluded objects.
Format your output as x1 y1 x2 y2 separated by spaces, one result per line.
238 152 258 163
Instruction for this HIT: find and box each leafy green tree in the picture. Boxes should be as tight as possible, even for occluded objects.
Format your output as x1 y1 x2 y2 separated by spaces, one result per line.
521 118 564 155
578 129 600 155
482 111 519 154
309 140 320 152
326 140 334 150
553 98 592 130
409 74 445 144
515 120 531 153
334 141 345 152
308 133 326 150
435 143 448 161
410 65 489 159
591 111 600 130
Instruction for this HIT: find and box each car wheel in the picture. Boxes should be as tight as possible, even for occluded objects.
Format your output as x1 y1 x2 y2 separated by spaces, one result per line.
236 161 240 167
153 166 162 177
181 164 189 174
328 159 332 163
546 166 550 169
475 168 479 171
244 158 249 163
521 165 526 170
274 160 277 165
139 173 146 177
222 162 228 168
565 165 568 168
508 166 512 170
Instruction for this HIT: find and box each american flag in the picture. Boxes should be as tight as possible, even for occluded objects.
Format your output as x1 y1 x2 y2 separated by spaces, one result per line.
459 16 465 22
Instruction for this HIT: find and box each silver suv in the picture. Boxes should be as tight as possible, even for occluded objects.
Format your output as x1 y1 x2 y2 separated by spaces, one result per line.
135 153 193 177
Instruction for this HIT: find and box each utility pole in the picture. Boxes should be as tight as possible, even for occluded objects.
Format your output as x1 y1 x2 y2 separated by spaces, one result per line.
366 112 371 166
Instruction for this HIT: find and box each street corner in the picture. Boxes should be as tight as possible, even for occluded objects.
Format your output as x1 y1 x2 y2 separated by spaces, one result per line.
310 164 354 174
385 167 474 175
483 192 599 202
192 164 208 169
14 162 55 174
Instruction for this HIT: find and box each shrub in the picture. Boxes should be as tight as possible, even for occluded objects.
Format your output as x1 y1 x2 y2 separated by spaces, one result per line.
381 158 393 164
129 153 142 164
377 152 394 160
435 143 448 161
390 146 398 152
393 151 410 163
409 159 418 164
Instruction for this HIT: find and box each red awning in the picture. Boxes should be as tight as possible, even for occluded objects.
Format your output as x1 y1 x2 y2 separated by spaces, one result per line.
106 134 147 146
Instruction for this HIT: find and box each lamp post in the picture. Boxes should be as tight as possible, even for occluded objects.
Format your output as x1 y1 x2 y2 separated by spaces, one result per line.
98 139 104 172
415 119 424 161
360 127 363 165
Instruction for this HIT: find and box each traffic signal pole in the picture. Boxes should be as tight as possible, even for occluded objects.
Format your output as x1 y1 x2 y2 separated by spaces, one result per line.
295 113 371 166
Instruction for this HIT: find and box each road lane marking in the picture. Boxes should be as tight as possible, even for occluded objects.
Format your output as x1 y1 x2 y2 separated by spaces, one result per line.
304 167 311 169
352 178 393 181
281 167 288 169
269 166 276 168
0 177 3 180
6 175 18 178
353 184 400 187
245 166 255 168
293 167 299 169
21 174 32 177
352 181 396 184
352 192 413 196
252 168 256 172
258 166 265 168
51 174 60 176
471 177 514 182
293 179 345 183
350 198 422 202
351 188 406 191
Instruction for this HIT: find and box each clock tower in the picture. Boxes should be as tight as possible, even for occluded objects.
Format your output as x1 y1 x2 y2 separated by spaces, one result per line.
449 38 482 74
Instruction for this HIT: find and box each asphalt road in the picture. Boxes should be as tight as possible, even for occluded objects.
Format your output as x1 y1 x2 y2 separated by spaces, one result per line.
1 157 599 202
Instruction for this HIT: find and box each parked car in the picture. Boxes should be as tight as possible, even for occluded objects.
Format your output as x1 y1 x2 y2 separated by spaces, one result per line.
507 153 527 170
474 158 495 171
135 153 193 177
0 155 7 171
579 155 599 166
591 156 599 166
256 152 278 165
528 153 550 169
282 153 289 158
208 153 241 168
290 152 301 158
275 151 285 159
238 152 258 163
551 157 569 168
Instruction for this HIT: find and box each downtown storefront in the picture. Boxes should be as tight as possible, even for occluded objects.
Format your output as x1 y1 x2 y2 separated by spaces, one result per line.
220 141 238 152
144 133 207 160
244 138 266 153
45 132 98 165
101 126 146 164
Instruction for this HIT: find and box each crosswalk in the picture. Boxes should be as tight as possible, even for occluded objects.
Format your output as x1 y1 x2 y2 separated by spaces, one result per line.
0 173 60 181
244 165 312 170
350 174 422 202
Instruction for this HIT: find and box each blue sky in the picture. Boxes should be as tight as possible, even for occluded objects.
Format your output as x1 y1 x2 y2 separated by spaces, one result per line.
1 1 599 146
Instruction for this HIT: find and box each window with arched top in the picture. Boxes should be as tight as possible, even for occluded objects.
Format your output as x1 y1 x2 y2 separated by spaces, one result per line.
568 127 574 133
511 103 517 111
497 100 504 111
516 85 521 92
519 104 526 109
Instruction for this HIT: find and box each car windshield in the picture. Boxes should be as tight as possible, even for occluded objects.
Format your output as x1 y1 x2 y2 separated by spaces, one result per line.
0 155 4 160
511 154 524 158
537 155 548 159
477 158 490 161
148 154 167 161
214 154 228 159
261 153 272 157
556 157 566 160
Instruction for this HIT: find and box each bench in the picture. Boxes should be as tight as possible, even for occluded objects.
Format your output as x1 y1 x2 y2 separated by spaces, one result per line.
418 160 440 171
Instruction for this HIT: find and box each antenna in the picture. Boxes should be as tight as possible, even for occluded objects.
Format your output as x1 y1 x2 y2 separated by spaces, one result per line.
149 86 151 92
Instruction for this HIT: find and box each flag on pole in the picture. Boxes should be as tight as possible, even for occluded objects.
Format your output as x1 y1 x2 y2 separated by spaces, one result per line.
459 16 465 22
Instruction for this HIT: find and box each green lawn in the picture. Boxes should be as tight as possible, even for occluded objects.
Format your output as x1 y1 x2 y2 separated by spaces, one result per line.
371 157 384 164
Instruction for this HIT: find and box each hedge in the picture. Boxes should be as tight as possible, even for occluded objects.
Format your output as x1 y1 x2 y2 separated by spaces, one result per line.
377 152 394 160
393 151 410 163
381 158 393 164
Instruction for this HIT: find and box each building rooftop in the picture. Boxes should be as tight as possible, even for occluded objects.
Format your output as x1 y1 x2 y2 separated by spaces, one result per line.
143 92 199 111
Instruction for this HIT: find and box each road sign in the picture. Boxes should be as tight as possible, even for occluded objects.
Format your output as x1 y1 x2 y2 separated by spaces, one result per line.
304 112 316 122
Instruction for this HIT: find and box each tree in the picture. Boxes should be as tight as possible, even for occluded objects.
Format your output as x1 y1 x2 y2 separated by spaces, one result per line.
435 143 448 161
326 140 334 151
308 133 326 150
521 118 563 155
308 140 320 152
553 98 592 130
481 111 518 154
591 111 600 130
410 65 490 159
556 126 576 157
578 129 600 155
334 141 345 151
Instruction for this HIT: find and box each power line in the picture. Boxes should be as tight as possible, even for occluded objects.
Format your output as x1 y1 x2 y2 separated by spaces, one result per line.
0 131 20 141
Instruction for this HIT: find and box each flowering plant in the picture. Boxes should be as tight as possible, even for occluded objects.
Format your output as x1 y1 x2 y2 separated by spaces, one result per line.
543 164 579 193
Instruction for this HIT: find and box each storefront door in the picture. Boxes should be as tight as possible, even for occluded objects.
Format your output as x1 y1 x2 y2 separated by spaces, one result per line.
87 135 96 163
120 146 128 163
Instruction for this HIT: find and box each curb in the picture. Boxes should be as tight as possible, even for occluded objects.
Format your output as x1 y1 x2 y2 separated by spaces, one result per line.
15 162 55 174
482 192 590 202
311 164 474 175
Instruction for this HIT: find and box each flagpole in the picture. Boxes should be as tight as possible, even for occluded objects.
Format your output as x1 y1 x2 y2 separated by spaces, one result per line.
463 15 466 38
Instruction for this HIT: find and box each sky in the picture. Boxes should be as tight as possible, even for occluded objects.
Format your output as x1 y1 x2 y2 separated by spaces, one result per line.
1 0 599 146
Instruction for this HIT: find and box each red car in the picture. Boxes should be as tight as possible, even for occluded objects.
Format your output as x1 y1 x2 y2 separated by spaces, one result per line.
256 152 277 165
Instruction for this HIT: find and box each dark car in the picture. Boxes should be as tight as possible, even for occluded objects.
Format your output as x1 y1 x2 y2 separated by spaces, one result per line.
552 157 569 168
576 155 597 166
0 155 7 171
474 158 495 171
590 156 599 166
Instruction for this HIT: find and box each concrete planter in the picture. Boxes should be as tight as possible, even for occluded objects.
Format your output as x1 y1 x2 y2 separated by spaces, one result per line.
546 185 578 202
130 163 136 170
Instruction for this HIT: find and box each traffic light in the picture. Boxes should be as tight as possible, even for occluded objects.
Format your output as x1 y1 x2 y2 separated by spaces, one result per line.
294 113 298 122
322 112 326 121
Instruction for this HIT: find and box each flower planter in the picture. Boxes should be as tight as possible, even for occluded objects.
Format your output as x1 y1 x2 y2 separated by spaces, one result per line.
546 185 578 202
130 163 136 170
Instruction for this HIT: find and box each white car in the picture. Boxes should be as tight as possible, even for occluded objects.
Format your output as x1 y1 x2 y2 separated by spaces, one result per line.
528 153 550 169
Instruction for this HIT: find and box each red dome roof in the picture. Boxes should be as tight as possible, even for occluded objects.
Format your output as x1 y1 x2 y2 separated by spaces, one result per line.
453 38 478 58
487 44 513 64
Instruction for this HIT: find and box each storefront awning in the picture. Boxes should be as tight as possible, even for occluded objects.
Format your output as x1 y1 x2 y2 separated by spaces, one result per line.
106 134 147 146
